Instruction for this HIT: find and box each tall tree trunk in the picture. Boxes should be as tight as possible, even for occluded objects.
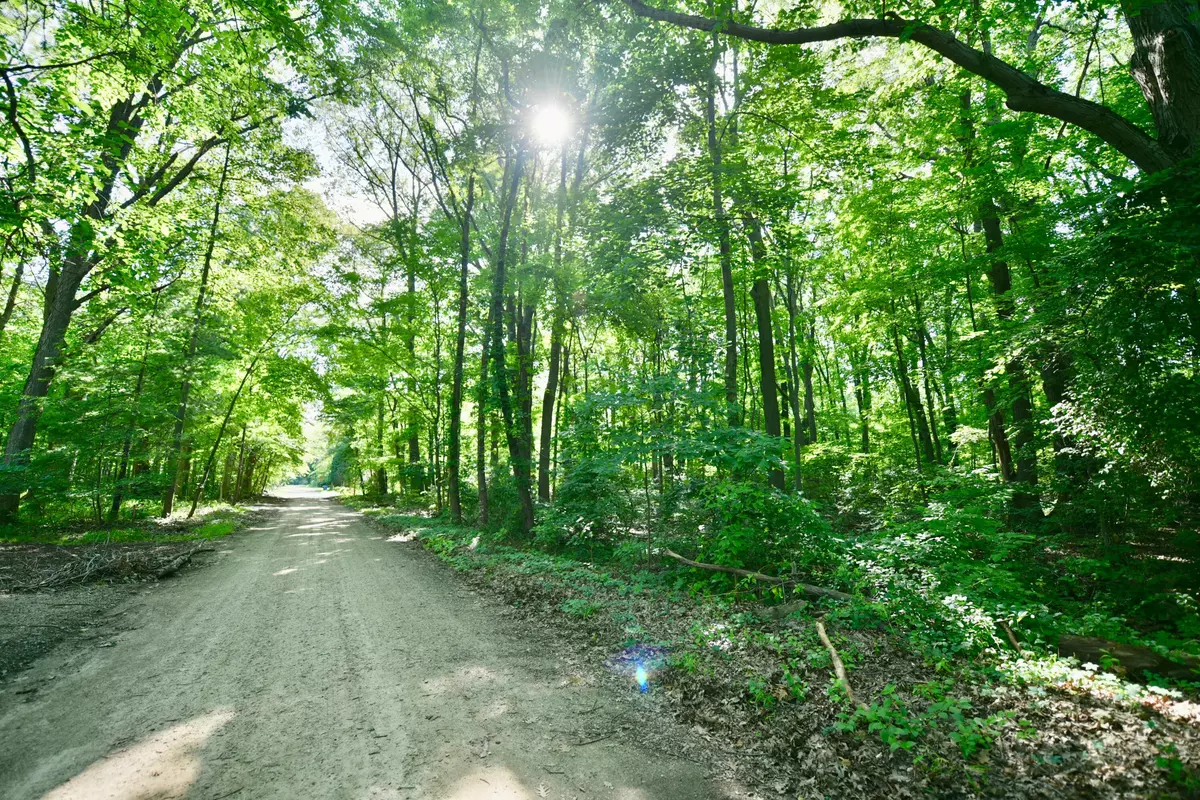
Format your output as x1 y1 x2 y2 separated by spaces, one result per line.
476 327 490 526
914 296 943 464
448 174 476 523
0 258 85 520
405 250 421 491
163 148 230 516
375 397 388 495
239 448 259 501
538 312 563 502
487 150 536 535
801 332 817 445
980 206 1039 509
852 349 871 455
706 44 738 426
745 219 784 490
538 151 570 502
109 317 154 519
892 323 936 468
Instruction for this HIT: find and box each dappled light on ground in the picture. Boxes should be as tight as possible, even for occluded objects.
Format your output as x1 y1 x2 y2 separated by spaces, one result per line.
438 766 530 799
422 664 500 698
41 709 234 800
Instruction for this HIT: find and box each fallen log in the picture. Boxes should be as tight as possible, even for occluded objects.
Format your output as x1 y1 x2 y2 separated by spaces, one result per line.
661 548 855 602
1058 635 1200 681
155 545 215 580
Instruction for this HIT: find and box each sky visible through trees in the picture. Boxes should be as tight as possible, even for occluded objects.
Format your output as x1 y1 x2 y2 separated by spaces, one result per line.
3 0 1200 792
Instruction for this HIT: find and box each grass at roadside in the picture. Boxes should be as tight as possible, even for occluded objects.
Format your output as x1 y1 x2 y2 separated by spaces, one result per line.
0 505 246 546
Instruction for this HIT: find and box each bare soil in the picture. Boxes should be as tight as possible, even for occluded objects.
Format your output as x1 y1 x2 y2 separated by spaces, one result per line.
0 488 743 800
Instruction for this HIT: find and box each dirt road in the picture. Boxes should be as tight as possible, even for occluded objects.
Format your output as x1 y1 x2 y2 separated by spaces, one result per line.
0 488 735 800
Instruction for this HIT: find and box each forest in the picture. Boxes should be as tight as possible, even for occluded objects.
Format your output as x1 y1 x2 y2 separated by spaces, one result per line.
2 0 1200 796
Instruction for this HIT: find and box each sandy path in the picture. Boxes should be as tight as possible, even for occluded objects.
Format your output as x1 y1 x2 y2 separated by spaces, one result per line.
0 488 734 800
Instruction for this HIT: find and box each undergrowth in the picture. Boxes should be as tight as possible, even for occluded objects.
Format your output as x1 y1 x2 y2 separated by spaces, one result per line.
0 505 246 546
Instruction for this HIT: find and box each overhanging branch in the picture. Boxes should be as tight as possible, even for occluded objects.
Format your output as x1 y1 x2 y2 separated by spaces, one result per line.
621 0 1173 173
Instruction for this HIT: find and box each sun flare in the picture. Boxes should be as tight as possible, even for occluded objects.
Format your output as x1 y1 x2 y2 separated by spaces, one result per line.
530 104 572 148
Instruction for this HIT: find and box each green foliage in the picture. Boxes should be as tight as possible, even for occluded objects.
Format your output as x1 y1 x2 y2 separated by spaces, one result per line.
687 480 833 576
836 683 1010 758
560 598 603 619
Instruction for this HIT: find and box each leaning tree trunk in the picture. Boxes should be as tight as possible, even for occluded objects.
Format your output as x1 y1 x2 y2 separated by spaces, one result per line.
0 256 85 521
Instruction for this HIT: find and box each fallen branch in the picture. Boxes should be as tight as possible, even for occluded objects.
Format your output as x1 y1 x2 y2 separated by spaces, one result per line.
816 620 866 711
998 620 1022 652
15 552 129 590
154 545 214 580
662 548 855 602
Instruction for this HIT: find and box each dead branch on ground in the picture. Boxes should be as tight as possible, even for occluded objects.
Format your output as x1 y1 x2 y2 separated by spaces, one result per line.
662 548 855 602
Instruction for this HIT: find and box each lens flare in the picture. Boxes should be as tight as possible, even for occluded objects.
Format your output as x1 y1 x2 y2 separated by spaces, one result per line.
635 664 649 693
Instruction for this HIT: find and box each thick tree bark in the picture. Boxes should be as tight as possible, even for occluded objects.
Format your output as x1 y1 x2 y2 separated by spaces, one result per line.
1124 0 1200 163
